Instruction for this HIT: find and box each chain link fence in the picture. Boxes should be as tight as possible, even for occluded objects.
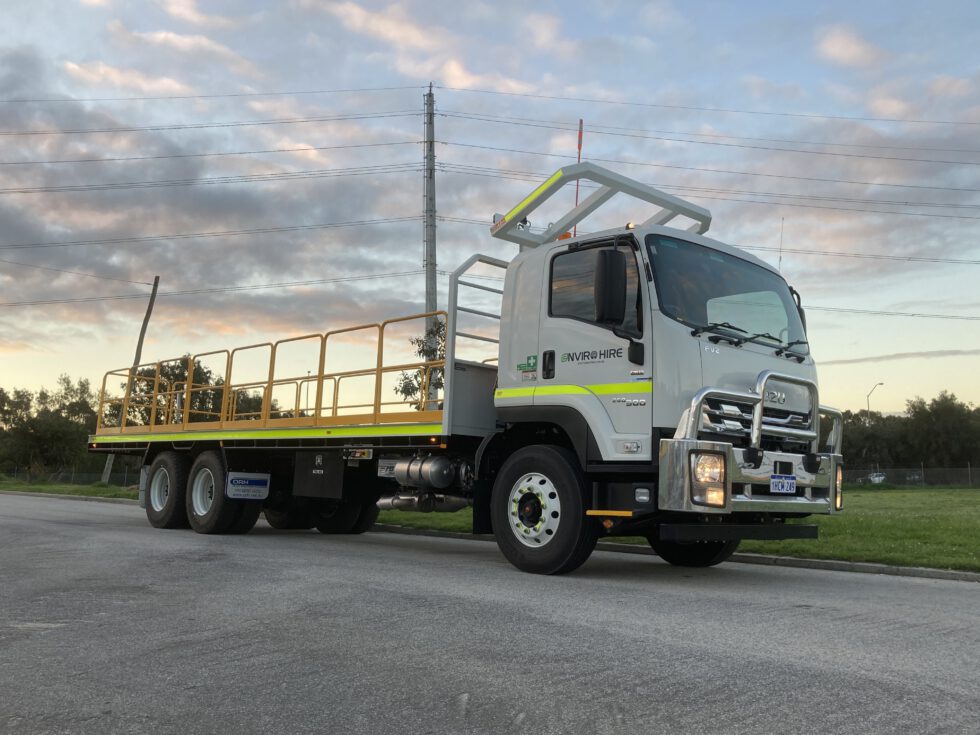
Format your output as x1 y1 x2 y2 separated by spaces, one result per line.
2 467 137 488
843 466 978 488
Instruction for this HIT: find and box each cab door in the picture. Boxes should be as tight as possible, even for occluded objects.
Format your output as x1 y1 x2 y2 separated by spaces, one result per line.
538 238 652 446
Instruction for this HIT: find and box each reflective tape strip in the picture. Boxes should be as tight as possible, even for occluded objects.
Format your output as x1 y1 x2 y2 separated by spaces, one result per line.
503 168 564 222
494 387 536 399
495 382 653 400
586 382 652 395
585 510 635 517
90 423 444 444
535 384 590 396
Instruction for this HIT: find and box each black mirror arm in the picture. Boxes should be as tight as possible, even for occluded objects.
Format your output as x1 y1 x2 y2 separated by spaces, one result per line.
612 327 645 365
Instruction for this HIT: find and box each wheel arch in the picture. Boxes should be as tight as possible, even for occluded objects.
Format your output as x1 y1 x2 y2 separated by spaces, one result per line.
472 407 598 535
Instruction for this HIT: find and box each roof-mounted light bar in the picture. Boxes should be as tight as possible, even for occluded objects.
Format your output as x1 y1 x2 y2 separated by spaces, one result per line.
489 162 712 249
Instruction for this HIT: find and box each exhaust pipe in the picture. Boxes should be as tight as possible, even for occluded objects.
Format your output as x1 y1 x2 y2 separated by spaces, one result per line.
376 493 471 513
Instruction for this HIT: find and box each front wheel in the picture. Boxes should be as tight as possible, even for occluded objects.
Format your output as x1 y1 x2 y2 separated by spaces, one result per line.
491 445 598 575
646 538 740 567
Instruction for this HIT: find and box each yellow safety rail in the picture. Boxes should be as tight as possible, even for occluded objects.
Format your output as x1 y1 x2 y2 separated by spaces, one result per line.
96 311 447 435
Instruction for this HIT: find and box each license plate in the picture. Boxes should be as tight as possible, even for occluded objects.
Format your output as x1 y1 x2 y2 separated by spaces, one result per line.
770 474 797 495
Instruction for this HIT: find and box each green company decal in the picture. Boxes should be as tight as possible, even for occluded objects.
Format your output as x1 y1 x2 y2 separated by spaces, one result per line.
517 355 538 372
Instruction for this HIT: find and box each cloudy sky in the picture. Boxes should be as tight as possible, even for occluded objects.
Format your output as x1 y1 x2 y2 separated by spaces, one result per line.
0 0 978 415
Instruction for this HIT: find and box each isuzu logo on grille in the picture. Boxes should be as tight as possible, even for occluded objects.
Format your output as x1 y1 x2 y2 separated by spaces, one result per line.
765 390 787 404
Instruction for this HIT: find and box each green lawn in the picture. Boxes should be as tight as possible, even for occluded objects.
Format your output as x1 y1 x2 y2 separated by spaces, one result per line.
380 487 980 573
3 477 977 572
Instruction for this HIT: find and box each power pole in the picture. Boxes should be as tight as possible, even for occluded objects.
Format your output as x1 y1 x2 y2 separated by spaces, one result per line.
102 275 160 485
423 83 437 408
133 275 160 366
423 83 437 322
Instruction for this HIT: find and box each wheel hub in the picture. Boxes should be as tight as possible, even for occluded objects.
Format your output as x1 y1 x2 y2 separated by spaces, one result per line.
508 472 562 548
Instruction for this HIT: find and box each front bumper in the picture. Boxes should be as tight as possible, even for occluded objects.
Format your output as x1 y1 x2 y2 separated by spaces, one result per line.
657 438 843 514
657 370 844 516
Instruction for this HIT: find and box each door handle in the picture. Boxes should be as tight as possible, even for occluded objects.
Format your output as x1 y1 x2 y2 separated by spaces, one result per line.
542 350 555 379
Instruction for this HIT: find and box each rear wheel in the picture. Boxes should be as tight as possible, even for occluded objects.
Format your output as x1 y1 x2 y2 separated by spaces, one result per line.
349 502 380 534
312 500 362 534
646 538 740 567
186 451 239 534
227 501 263 534
145 452 190 529
490 445 598 575
264 498 315 530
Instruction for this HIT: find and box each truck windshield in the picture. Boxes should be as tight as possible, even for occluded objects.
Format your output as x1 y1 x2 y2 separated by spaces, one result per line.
645 234 808 354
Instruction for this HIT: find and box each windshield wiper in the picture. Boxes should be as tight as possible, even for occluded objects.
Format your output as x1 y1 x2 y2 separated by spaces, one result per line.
776 339 809 362
690 321 746 338
747 331 782 345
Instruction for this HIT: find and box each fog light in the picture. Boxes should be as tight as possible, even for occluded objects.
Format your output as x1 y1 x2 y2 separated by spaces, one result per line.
704 486 725 507
635 487 651 503
835 466 844 510
693 453 725 483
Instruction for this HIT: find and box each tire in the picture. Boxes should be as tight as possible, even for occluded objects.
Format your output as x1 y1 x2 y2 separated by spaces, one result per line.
185 451 239 534
490 445 598 575
264 499 315 530
145 452 190 529
349 502 380 534
227 501 263 534
646 538 740 567
312 499 362 534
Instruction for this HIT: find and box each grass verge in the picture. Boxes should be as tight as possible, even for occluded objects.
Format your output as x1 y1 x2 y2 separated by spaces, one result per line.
3 478 977 572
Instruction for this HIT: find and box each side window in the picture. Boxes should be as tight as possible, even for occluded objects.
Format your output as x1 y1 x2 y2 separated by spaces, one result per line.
550 244 642 337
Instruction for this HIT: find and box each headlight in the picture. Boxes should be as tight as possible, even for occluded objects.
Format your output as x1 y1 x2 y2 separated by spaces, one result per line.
693 453 725 483
835 465 844 510
691 452 726 508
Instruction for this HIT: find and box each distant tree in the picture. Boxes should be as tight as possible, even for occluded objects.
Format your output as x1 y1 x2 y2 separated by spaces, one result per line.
0 375 101 477
394 321 446 410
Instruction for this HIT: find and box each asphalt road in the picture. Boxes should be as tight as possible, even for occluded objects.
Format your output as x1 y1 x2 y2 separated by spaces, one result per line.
1 494 978 735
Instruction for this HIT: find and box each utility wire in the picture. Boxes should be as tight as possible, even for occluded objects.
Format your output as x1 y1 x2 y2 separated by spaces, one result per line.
437 215 980 266
437 163 980 222
0 140 420 166
1 85 425 104
0 257 153 284
436 85 980 126
440 141 980 195
0 216 423 251
0 270 425 307
450 111 980 154
440 160 980 211
441 111 980 167
0 162 421 195
0 110 421 136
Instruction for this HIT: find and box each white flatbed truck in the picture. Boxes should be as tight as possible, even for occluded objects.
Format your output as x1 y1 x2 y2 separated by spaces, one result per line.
89 163 844 574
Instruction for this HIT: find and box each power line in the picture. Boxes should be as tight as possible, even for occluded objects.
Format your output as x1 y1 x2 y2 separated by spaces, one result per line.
0 270 425 307
0 257 153 284
441 141 980 194
441 111 980 167
437 215 980 266
0 110 421 137
1 85 425 104
0 162 421 195
0 216 423 251
437 162 980 221
0 140 420 166
805 305 980 320
436 85 980 127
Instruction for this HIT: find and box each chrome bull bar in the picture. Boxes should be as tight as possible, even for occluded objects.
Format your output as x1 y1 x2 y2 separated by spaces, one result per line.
678 370 843 455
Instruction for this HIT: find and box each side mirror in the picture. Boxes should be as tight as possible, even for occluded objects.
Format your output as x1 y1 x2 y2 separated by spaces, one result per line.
594 249 627 325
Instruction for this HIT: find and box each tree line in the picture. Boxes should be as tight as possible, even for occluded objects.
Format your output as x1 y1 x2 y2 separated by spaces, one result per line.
1 372 978 477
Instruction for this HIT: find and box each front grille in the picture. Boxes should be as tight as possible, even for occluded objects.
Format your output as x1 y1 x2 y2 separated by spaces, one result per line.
701 397 812 451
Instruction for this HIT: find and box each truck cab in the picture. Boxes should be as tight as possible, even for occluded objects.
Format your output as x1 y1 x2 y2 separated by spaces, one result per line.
477 163 843 571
